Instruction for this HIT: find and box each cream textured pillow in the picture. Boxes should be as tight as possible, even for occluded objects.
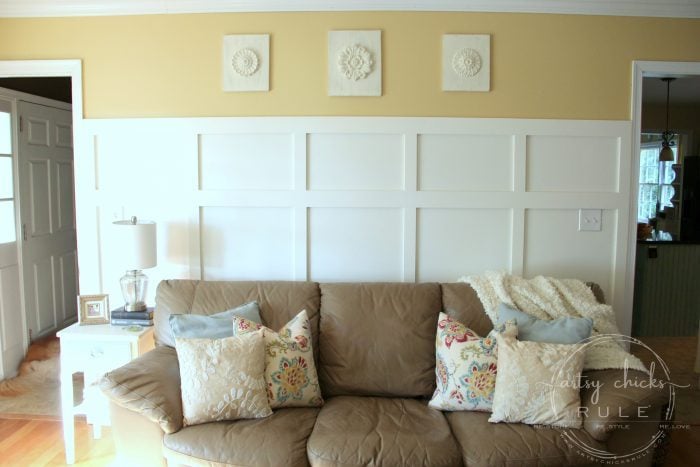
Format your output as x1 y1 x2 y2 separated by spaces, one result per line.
428 312 517 412
233 310 323 409
489 333 585 428
175 330 272 426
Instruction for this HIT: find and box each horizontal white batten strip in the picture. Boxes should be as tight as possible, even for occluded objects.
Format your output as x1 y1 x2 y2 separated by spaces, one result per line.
83 116 631 136
1 0 699 17
93 191 628 209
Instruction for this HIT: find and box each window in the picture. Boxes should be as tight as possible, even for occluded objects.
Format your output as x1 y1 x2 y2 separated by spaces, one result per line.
0 108 15 243
638 135 678 222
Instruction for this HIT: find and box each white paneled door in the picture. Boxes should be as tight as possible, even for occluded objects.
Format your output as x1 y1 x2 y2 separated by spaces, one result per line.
18 101 76 339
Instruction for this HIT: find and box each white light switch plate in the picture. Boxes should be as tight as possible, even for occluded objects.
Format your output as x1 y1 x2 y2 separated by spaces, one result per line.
579 209 602 231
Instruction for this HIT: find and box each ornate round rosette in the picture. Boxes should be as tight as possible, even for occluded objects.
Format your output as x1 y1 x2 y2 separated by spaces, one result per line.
232 48 259 77
337 44 373 81
452 48 482 78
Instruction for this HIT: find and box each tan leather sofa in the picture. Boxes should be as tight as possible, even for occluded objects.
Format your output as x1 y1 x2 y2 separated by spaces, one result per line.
100 280 666 466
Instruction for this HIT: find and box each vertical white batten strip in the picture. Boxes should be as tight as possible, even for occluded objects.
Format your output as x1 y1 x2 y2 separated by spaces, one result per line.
403 133 418 281
189 134 202 280
294 132 308 280
510 134 526 275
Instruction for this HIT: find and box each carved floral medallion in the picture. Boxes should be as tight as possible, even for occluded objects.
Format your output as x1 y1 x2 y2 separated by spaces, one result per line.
337 44 373 81
451 48 483 78
232 48 259 77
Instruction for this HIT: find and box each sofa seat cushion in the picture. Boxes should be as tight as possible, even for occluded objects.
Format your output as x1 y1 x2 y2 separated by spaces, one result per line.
307 396 462 466
162 407 319 467
446 411 605 466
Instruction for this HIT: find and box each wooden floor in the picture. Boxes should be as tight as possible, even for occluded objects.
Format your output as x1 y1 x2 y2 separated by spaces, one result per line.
0 418 116 466
0 336 697 466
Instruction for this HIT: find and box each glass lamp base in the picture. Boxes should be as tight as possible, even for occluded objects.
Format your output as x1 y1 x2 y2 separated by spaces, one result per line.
120 270 149 312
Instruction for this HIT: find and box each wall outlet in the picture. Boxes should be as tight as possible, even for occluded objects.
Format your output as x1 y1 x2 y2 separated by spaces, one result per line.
579 209 602 231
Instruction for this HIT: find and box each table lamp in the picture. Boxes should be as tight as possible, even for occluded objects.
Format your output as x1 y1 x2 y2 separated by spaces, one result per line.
113 217 157 312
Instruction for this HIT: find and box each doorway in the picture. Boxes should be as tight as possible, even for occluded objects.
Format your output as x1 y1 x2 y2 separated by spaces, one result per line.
0 60 82 379
629 61 700 339
628 62 700 462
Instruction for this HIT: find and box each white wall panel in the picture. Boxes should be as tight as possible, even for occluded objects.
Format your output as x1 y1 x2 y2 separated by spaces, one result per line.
199 133 294 190
308 133 404 190
417 208 511 281
200 206 294 281
78 117 633 333
309 207 404 281
96 131 192 193
100 202 197 306
418 134 513 191
524 209 616 302
526 135 620 192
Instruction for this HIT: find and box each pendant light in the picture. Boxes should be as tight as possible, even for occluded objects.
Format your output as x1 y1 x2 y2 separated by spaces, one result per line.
659 77 676 162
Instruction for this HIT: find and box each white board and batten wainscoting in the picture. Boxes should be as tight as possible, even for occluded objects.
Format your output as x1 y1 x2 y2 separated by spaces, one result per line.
75 117 633 333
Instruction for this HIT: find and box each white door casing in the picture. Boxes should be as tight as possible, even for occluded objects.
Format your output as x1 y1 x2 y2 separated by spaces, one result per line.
18 100 77 338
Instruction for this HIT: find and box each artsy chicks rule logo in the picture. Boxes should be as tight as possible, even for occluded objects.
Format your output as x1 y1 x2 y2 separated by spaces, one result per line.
544 334 689 463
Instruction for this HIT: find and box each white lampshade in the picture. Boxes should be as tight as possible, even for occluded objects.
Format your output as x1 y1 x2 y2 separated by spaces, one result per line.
112 218 157 270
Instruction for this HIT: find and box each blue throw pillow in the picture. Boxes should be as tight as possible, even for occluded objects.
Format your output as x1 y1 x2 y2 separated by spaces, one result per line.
169 301 263 341
496 302 593 344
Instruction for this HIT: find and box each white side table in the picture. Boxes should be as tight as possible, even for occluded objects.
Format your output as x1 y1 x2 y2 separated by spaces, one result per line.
57 323 155 464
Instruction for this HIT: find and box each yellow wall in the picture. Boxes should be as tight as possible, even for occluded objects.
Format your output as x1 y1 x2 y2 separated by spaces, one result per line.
1 12 699 119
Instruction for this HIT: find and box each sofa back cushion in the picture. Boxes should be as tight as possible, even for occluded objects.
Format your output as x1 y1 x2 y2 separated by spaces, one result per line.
318 282 441 398
154 280 321 359
441 282 494 337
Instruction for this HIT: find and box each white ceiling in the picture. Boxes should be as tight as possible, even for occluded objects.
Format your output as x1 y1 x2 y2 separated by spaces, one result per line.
643 76 700 105
1 0 700 17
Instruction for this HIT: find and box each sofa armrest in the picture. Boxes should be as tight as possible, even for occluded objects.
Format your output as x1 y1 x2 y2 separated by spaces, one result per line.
580 369 666 442
99 345 183 434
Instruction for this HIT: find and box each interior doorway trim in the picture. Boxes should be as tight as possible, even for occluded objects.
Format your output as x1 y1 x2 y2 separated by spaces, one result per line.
626 60 700 335
0 60 82 121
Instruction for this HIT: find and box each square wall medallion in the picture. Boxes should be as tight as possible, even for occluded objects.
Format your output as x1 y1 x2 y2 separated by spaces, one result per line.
442 34 490 92
328 30 382 96
223 34 269 92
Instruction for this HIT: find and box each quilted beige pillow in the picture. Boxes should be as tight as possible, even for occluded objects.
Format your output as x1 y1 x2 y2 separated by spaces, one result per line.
233 310 323 409
489 333 586 428
175 330 272 426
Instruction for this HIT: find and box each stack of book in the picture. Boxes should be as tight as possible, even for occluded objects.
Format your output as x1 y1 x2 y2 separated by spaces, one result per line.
111 307 154 326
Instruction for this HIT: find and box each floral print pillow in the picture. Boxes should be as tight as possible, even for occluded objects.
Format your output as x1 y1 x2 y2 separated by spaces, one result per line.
233 310 323 409
428 312 517 412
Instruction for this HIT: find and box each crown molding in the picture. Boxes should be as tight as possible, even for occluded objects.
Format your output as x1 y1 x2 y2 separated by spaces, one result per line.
1 0 699 18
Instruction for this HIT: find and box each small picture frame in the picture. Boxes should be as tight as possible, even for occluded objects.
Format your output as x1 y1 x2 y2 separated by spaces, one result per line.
78 294 110 325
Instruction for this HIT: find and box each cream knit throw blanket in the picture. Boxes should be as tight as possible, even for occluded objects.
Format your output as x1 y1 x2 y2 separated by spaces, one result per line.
460 271 647 372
